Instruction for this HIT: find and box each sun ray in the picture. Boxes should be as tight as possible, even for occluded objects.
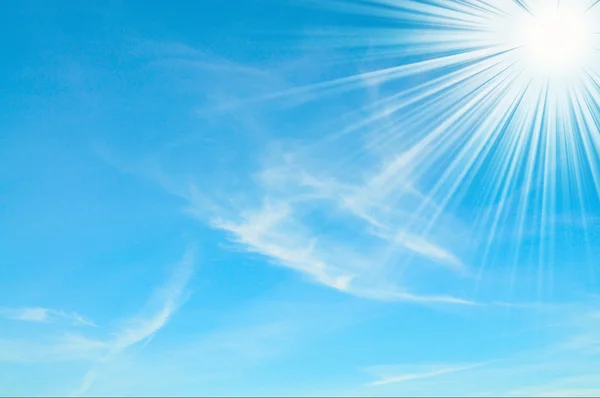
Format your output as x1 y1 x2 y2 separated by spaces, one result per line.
287 0 600 295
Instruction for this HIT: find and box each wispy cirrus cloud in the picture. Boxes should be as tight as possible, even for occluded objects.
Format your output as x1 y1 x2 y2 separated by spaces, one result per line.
0 307 96 327
107 248 195 357
96 43 475 306
71 247 196 396
210 199 473 305
0 334 107 363
360 308 600 396
367 361 493 387
0 248 196 396
189 148 473 305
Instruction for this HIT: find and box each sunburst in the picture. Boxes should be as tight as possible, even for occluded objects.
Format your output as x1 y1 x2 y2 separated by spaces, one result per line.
295 0 600 286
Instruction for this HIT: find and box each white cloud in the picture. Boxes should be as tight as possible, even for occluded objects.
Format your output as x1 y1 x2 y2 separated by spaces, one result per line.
71 247 195 396
360 309 600 396
210 197 473 305
0 248 195 396
0 334 107 363
97 46 472 304
108 250 194 356
7 307 50 322
198 147 473 305
0 307 96 327
212 202 356 293
192 73 473 296
368 362 490 387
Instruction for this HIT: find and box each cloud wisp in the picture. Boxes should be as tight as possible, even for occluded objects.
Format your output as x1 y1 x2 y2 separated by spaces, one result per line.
0 307 96 327
70 247 196 396
87 40 484 306
361 308 600 396
187 145 474 305
368 361 492 387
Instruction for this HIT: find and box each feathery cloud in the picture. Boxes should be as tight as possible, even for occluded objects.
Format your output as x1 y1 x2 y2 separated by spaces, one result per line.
71 247 196 396
0 307 96 327
368 362 490 387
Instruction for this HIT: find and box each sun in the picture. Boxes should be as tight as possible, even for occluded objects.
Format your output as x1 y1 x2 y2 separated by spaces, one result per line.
518 7 594 78
296 0 600 288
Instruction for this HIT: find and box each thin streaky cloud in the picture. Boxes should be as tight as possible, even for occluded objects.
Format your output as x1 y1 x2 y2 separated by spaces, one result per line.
0 307 96 327
71 247 196 396
106 247 195 357
212 201 475 305
368 361 491 387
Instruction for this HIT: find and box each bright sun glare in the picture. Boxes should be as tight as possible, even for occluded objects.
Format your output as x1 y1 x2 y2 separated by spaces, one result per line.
520 8 593 77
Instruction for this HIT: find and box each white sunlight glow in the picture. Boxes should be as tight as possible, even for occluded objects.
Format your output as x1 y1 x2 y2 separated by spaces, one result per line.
300 0 600 282
519 6 594 77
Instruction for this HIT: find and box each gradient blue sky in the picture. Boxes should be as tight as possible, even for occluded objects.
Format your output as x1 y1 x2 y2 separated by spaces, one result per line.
2 0 600 396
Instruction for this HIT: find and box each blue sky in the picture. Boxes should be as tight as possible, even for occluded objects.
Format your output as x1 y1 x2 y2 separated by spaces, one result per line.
2 0 600 396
